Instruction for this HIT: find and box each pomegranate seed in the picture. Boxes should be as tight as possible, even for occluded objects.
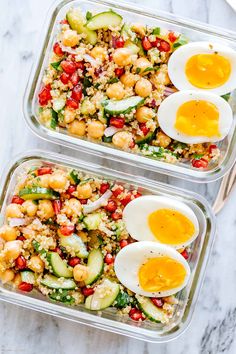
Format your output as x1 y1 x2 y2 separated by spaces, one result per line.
139 123 150 136
11 195 25 205
37 167 52 176
18 282 33 292
148 99 157 108
108 54 113 62
70 71 80 86
129 308 144 321
67 185 76 195
17 236 26 241
68 257 81 267
112 36 125 48
104 253 114 265
120 239 128 248
52 247 63 257
209 144 218 155
151 38 171 52
15 256 27 270
134 192 142 198
110 117 125 129
82 287 95 296
114 68 125 77
120 193 132 206
142 36 152 51
60 72 70 84
71 84 82 101
76 61 85 71
192 158 208 169
112 186 124 197
79 199 88 204
52 200 62 214
66 98 79 109
181 249 189 260
151 297 164 308
38 85 51 106
94 67 103 77
111 212 122 220
53 42 64 56
61 60 77 74
168 31 178 43
59 225 75 236
104 200 117 213
100 183 110 194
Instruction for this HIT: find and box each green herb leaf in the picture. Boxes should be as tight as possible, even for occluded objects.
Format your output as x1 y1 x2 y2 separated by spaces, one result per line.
193 153 204 160
70 169 80 185
107 77 119 84
86 11 93 21
221 93 231 101
94 83 100 89
102 136 113 143
50 61 63 71
50 109 58 130
143 66 154 73
82 77 93 95
135 67 141 74
173 35 188 49
152 27 161 35
114 291 131 309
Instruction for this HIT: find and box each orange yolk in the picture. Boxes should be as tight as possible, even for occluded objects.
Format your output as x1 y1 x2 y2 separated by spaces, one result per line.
138 256 187 292
185 53 231 89
175 100 220 138
148 208 195 245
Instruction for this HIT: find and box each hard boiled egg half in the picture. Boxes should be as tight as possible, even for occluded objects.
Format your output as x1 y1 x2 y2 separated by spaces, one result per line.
114 241 190 297
158 90 233 144
168 42 236 95
123 195 199 249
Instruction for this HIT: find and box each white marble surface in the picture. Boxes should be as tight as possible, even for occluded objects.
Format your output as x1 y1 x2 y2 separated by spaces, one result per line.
0 0 236 353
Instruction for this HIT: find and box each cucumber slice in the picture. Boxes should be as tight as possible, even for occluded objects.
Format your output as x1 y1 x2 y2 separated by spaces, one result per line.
49 289 75 305
86 11 122 30
52 98 66 112
88 230 103 249
66 8 97 45
103 96 144 115
124 40 140 54
69 169 80 184
85 279 120 310
85 249 104 285
59 234 89 258
19 187 59 200
21 271 35 285
41 274 76 290
47 252 73 278
83 213 102 231
135 131 156 145
136 295 168 323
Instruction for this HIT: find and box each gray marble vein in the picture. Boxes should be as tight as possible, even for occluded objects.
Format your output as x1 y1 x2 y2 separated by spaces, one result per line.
0 0 236 353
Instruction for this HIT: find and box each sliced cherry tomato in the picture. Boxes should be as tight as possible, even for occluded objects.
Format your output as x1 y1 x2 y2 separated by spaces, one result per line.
168 31 178 43
110 117 125 129
112 36 125 48
209 144 218 155
11 195 25 205
53 42 64 56
67 185 76 195
192 158 208 169
151 38 171 52
100 183 110 194
76 61 85 71
70 71 80 86
112 186 124 197
139 123 150 136
60 72 70 84
38 85 52 106
111 212 122 221
37 167 52 176
120 239 129 248
142 36 152 51
114 67 125 77
71 84 82 101
120 193 132 206
181 249 189 260
61 60 77 74
52 200 62 214
104 200 117 213
68 257 81 267
66 98 79 109
104 253 115 265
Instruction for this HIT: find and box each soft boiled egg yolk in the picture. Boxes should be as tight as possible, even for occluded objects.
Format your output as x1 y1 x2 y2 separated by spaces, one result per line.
185 53 231 89
138 256 187 292
148 209 195 246
175 100 220 138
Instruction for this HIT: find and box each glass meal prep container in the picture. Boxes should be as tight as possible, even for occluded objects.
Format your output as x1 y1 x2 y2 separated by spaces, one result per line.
24 0 236 183
0 150 216 342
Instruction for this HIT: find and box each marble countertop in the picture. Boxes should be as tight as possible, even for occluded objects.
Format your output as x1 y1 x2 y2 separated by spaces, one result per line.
1 0 236 353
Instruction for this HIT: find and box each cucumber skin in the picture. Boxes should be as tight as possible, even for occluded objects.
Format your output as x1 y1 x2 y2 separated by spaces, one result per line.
86 11 122 31
136 296 166 323
84 249 104 285
135 131 156 145
41 275 76 290
85 281 120 310
21 271 35 284
47 252 73 278
66 9 97 45
104 97 145 115
19 187 59 200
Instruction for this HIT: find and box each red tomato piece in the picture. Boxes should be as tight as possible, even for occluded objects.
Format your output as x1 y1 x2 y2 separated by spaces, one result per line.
168 31 178 43
111 212 122 221
52 200 62 214
104 200 117 213
181 249 189 260
112 186 124 197
76 61 85 71
61 60 77 74
67 185 76 195
79 199 88 204
53 42 64 56
192 158 208 169
66 98 79 109
119 239 128 248
110 117 125 129
100 183 110 194
104 253 115 265
15 256 27 270
37 167 52 176
71 84 83 101
17 235 26 241
120 193 132 206
11 195 25 205
139 123 150 136
38 85 52 106
59 225 75 236
82 287 95 296
114 67 125 77
60 72 70 84
142 36 152 51
18 282 33 292
129 308 145 321
68 257 81 267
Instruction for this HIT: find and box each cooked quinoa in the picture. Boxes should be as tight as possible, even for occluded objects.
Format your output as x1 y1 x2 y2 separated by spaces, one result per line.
37 7 220 169
0 164 188 323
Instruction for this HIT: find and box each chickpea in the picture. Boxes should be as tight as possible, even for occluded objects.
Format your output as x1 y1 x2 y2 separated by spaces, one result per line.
68 120 86 136
131 23 146 37
37 174 50 188
0 225 17 241
112 131 133 149
49 173 69 191
106 82 125 100
150 70 170 86
62 29 79 47
4 240 22 261
134 57 153 75
64 108 77 124
6 204 23 218
87 121 105 139
120 73 137 87
13 273 22 287
135 78 152 97
28 255 45 273
64 198 82 217
90 46 107 61
76 183 92 199
113 48 132 66
22 200 38 217
73 264 89 282
37 200 55 220
156 131 171 148
0 269 15 284
136 106 155 123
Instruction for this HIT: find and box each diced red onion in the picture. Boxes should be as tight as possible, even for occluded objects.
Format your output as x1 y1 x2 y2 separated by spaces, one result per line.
8 218 26 227
164 87 177 96
83 190 112 214
104 126 121 137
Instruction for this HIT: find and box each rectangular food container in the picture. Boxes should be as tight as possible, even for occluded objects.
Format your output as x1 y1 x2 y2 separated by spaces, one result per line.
24 0 236 183
0 150 216 342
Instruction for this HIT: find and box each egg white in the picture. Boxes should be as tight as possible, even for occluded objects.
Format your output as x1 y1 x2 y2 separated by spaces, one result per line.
114 241 191 297
157 90 233 144
168 41 236 95
123 195 199 249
